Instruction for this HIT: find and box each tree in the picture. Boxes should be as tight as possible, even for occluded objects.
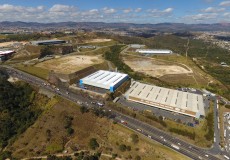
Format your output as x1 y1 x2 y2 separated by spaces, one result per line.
80 106 88 114
126 145 131 151
67 128 74 135
131 134 139 144
40 46 54 58
89 138 99 150
119 144 127 152
112 153 117 159
135 155 141 160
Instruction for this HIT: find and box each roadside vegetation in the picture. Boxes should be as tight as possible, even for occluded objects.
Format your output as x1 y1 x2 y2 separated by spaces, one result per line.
4 97 189 160
0 69 53 153
107 101 214 147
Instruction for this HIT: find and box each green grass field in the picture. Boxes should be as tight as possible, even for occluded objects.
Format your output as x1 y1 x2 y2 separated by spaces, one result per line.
16 65 49 80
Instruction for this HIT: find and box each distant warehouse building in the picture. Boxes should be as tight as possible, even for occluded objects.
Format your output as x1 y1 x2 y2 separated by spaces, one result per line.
79 70 129 92
136 49 173 54
125 82 205 118
130 44 145 49
0 50 15 61
31 40 66 45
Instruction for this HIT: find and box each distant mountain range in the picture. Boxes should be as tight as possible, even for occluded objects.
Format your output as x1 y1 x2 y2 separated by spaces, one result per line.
1 21 230 32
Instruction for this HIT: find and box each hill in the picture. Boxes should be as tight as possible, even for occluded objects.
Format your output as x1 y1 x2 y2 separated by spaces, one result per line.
1 21 230 31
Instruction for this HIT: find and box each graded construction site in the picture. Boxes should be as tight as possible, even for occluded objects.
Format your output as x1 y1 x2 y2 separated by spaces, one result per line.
36 55 103 74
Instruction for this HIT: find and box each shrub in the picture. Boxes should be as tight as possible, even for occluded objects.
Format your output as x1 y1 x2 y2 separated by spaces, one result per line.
89 138 99 150
119 144 127 152
131 134 139 144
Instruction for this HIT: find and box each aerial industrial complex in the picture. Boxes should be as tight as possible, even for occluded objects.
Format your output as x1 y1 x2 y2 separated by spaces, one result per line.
79 70 129 92
125 81 205 118
78 69 205 118
136 49 173 54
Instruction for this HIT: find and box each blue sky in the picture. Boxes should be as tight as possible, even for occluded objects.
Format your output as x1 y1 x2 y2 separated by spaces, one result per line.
0 0 230 23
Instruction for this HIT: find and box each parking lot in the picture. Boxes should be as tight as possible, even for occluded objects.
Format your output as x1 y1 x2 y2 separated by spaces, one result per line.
223 112 230 152
118 96 196 124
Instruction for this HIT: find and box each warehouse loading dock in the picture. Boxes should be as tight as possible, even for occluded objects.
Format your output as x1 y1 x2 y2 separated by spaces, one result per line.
125 81 205 118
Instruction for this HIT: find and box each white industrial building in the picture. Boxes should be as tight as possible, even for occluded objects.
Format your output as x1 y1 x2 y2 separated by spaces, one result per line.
0 50 15 61
31 40 66 45
130 44 145 49
125 81 205 118
136 49 173 54
79 70 129 92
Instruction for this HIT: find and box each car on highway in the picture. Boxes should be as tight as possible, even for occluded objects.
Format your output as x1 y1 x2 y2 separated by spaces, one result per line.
136 128 142 132
224 155 230 159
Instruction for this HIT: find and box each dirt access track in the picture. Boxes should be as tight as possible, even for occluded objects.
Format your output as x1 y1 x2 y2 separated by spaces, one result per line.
123 55 193 78
36 55 103 74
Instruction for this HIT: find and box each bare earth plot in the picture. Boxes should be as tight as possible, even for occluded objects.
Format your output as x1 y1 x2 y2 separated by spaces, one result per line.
123 54 209 86
0 41 27 47
85 38 112 43
36 55 103 74
123 56 192 78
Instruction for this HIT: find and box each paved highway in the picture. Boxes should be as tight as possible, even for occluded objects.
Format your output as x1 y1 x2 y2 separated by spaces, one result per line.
1 65 227 160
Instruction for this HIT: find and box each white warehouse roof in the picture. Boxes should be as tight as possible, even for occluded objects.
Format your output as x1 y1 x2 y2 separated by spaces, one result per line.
0 50 15 55
125 82 205 118
80 70 129 91
136 49 172 54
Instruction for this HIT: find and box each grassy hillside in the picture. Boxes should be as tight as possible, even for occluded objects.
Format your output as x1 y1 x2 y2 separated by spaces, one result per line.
0 69 53 154
7 98 189 160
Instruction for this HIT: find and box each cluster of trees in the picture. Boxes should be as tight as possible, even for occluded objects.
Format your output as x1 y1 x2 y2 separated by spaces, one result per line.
104 45 143 80
39 46 54 58
169 128 196 140
146 115 167 127
204 111 214 141
64 116 74 136
89 138 99 150
119 144 131 152
80 106 114 119
0 69 41 149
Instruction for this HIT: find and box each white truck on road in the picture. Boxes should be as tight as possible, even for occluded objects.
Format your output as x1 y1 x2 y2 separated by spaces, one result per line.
171 144 180 150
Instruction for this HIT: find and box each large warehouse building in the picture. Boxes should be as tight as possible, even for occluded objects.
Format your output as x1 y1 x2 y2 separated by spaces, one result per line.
31 40 66 45
136 49 173 54
79 70 129 92
125 82 205 118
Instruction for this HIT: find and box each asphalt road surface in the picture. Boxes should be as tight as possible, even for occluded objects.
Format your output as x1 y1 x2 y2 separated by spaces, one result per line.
2 65 229 160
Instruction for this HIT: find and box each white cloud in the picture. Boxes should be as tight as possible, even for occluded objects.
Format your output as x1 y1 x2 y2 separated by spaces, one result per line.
163 8 174 13
123 8 132 13
148 8 174 17
223 12 230 17
219 1 230 7
135 8 142 13
184 13 218 21
201 7 225 13
49 4 76 12
102 7 116 14
0 4 45 13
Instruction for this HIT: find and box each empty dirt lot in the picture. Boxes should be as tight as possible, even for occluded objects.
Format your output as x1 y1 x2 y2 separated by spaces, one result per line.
36 55 103 74
123 56 192 78
85 38 112 43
